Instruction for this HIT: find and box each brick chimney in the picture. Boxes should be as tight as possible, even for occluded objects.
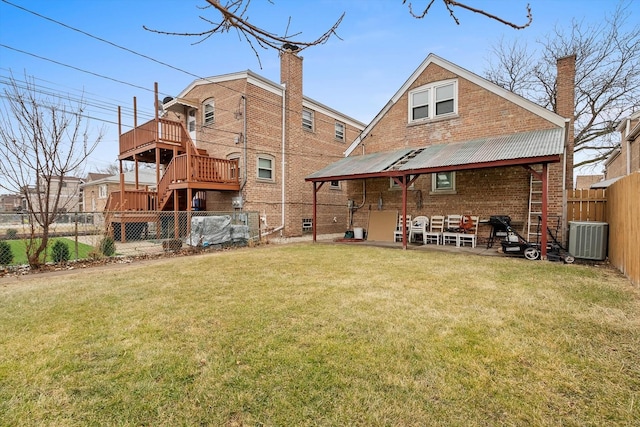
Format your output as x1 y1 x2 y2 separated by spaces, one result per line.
556 54 576 190
280 45 304 235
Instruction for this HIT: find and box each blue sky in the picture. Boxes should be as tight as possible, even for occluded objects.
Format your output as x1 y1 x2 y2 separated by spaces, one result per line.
0 0 637 175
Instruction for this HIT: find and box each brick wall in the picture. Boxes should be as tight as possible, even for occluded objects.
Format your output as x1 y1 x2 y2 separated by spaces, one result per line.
345 57 575 242
165 52 362 237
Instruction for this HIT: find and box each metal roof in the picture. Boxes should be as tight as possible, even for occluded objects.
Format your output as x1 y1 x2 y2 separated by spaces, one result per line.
307 128 564 182
400 128 564 171
306 149 413 180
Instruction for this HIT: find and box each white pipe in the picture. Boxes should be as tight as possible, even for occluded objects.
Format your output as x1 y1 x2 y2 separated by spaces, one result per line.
261 225 284 237
241 95 248 191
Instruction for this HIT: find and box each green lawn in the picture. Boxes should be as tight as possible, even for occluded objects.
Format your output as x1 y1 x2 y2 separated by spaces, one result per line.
0 244 638 426
3 237 94 265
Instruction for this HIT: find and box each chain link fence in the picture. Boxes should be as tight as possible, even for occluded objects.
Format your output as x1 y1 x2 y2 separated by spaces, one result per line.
0 210 260 265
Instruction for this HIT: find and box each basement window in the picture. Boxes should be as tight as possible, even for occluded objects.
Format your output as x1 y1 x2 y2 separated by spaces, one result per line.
302 218 313 233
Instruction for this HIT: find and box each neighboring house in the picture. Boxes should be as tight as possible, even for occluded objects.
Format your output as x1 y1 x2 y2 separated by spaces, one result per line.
575 175 604 190
307 53 576 257
33 175 83 213
0 193 22 212
600 111 640 187
113 47 365 237
81 170 156 212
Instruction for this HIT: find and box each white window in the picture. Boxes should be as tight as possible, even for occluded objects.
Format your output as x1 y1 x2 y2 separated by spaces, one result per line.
330 180 340 189
257 155 274 181
302 109 314 131
98 184 108 199
432 171 456 193
409 80 457 122
335 122 345 141
203 99 215 125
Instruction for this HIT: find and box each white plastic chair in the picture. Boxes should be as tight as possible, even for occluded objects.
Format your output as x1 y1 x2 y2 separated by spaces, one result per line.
394 214 412 242
424 215 444 245
408 216 429 244
441 214 462 245
457 215 479 248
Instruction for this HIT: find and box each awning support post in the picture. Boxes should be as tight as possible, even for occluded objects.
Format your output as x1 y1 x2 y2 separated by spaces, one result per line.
312 182 324 243
401 176 408 250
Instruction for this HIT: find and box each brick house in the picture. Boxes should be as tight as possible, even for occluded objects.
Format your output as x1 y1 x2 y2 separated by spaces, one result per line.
37 175 83 213
113 47 364 238
601 111 640 184
81 170 156 212
307 54 576 257
0 193 22 212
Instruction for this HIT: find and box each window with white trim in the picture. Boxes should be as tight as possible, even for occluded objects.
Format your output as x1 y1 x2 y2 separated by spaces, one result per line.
257 155 274 181
409 80 457 122
432 171 455 193
203 99 215 125
334 122 345 141
302 109 314 131
330 180 340 189
98 184 108 199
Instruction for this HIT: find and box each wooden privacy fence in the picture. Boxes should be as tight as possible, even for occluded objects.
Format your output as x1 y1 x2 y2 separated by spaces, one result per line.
566 189 607 222
605 172 639 286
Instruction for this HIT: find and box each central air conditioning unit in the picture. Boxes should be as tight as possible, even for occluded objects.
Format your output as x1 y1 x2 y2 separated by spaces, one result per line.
568 221 608 260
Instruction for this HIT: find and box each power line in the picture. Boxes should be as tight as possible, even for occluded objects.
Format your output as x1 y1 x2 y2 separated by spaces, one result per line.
1 1 365 131
1 1 362 161
0 44 162 96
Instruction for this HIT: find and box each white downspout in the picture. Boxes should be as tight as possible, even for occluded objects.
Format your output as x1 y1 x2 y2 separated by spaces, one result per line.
562 118 570 245
261 84 286 237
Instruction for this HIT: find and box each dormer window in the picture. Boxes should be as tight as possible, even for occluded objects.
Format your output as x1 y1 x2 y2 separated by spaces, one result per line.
409 80 457 122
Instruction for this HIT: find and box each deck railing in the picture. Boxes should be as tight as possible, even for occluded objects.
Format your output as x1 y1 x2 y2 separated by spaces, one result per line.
119 118 188 154
154 154 240 210
105 190 158 211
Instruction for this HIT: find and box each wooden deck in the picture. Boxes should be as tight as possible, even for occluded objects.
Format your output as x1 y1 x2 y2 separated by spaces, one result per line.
112 116 240 213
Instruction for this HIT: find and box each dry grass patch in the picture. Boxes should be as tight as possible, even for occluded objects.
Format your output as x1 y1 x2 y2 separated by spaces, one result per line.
0 244 638 426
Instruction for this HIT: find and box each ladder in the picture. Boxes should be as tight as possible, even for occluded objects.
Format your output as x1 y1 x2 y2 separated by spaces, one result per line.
527 166 543 244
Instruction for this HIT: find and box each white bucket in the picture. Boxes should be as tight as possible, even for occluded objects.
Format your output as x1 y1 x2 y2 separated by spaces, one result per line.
353 227 364 239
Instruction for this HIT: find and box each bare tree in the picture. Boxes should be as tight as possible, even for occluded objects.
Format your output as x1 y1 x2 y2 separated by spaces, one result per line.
0 74 103 268
144 0 532 67
485 2 640 169
404 0 532 29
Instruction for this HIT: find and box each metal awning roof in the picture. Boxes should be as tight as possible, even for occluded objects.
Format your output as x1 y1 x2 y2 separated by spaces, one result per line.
590 176 622 189
162 97 199 113
306 128 565 182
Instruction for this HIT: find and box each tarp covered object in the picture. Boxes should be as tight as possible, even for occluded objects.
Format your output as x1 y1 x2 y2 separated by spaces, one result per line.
186 215 249 246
